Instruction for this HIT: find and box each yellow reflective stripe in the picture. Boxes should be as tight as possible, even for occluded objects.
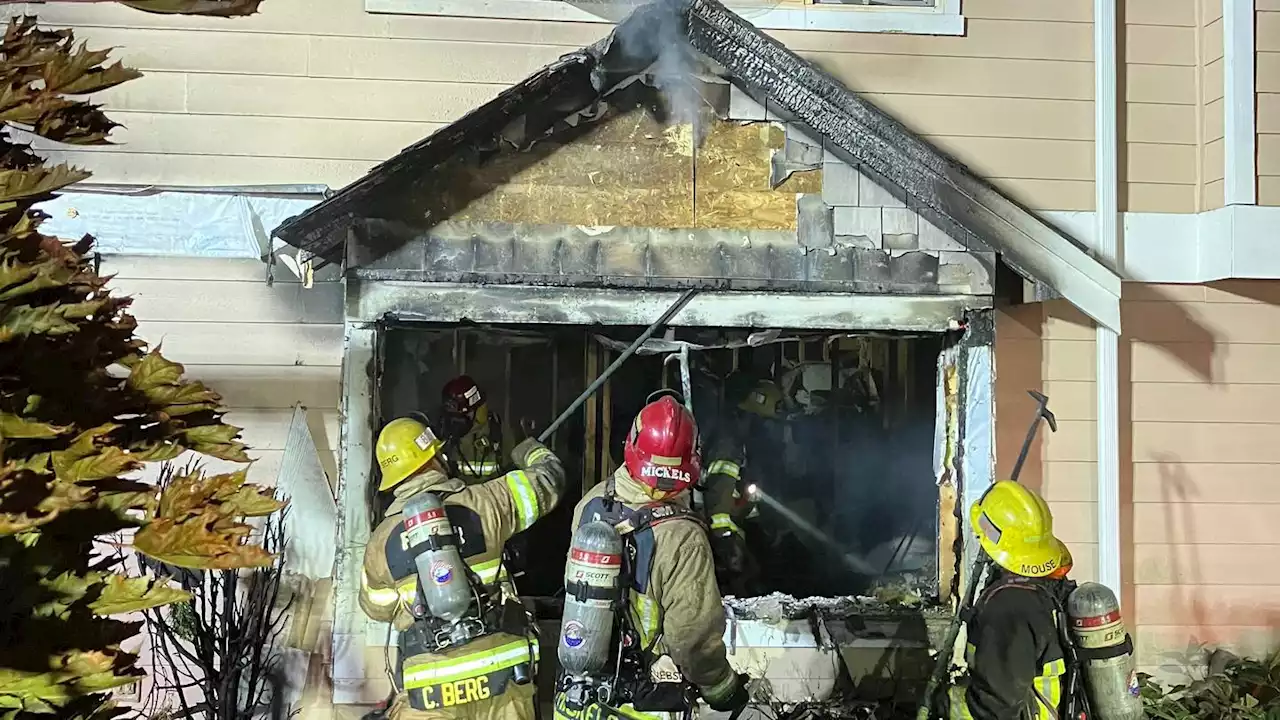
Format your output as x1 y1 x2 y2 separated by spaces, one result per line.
525 447 552 464
396 578 417 607
710 513 743 536
1035 659 1065 719
706 460 740 479
361 570 400 608
702 671 738 703
471 557 502 584
403 639 538 688
631 592 659 649
505 470 540 531
947 685 975 720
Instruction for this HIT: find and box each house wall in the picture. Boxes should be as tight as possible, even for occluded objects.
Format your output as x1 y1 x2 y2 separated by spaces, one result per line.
1200 0 1225 209
1260 0 1280 204
99 255 344 486
995 284 1280 679
17 0 1196 213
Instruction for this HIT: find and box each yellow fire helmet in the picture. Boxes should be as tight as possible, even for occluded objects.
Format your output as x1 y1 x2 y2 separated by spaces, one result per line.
376 417 444 492
970 480 1070 579
738 380 783 419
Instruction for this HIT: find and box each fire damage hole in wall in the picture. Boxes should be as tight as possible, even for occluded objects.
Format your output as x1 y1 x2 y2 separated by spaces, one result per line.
375 323 950 604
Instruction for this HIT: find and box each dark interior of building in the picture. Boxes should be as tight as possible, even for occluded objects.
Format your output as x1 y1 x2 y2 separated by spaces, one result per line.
375 322 949 603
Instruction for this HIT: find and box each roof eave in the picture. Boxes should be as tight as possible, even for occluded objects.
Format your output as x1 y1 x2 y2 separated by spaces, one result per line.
680 0 1121 332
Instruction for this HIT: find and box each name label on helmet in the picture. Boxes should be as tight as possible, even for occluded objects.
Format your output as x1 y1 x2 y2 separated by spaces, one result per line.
414 429 438 451
1020 558 1058 576
641 465 691 483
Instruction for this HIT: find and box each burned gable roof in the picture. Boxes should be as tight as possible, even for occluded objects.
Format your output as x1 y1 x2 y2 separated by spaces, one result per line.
272 0 1121 332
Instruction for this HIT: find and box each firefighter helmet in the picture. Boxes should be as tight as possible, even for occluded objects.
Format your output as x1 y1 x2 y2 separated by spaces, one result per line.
624 395 701 497
738 380 783 419
375 417 444 491
970 480 1070 579
441 375 490 436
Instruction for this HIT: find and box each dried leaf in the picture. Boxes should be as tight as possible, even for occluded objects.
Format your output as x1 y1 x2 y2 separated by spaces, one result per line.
53 447 138 483
90 574 190 615
191 441 251 463
181 423 241 446
0 413 68 439
0 163 90 203
134 510 274 570
127 440 184 462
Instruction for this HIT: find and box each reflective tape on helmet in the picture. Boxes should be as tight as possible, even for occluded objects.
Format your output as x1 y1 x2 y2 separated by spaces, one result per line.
403 638 539 689
706 460 741 479
710 513 742 536
505 470 541 531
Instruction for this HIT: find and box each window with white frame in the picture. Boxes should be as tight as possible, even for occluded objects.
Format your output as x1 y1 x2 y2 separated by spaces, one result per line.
366 0 964 36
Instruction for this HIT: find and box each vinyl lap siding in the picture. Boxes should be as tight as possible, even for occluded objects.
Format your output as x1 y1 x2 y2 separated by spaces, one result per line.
98 256 343 487
996 284 1280 679
13 0 1192 213
1259 0 1280 204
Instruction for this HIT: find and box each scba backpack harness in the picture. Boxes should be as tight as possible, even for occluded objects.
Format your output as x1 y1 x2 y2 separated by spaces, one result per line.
558 480 709 720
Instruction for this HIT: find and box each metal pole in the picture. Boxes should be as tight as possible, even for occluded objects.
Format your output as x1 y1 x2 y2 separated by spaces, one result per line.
538 288 699 443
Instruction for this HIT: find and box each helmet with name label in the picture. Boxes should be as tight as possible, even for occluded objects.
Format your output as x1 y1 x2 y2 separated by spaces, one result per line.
441 375 490 438
375 417 445 492
623 395 701 498
970 480 1070 578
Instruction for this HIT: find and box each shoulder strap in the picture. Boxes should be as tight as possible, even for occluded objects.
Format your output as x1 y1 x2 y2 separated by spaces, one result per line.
615 502 706 537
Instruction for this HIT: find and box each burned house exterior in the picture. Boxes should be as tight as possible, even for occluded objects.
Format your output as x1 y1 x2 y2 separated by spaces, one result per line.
271 0 1121 704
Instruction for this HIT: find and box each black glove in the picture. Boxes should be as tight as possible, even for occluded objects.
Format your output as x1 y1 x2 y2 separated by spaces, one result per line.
706 673 750 713
710 530 747 575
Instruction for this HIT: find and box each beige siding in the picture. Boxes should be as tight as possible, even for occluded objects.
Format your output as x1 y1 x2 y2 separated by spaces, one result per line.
996 283 1280 678
98 256 344 486
1261 0 1280 204
17 0 1193 213
1201 0 1225 209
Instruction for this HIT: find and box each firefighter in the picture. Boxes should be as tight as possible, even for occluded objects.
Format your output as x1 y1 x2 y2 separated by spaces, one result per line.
440 375 512 484
556 395 749 720
361 415 566 720
948 480 1076 720
700 377 782 596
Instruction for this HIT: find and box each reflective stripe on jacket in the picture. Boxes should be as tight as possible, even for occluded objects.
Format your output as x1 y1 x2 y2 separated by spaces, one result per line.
568 468 737 704
360 438 566 715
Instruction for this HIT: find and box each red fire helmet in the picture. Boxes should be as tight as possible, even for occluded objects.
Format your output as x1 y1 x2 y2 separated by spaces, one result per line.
624 395 701 496
442 375 485 415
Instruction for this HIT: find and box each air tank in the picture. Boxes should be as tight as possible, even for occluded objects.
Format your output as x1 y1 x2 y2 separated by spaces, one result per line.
1067 582 1145 720
401 491 472 625
559 520 624 677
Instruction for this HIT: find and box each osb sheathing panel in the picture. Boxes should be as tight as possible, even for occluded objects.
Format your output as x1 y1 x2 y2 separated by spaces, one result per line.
448 108 821 230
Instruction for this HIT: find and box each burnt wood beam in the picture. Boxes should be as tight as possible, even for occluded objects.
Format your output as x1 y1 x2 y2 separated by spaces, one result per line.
679 0 1121 330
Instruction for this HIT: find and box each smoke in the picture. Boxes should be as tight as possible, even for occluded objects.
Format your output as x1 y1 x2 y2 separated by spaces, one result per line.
567 0 706 127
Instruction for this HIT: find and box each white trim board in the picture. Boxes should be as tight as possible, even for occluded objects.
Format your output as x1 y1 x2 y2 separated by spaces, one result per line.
36 192 1280 287
1092 0 1121 595
365 0 966 35
1223 0 1257 205
1044 205 1280 284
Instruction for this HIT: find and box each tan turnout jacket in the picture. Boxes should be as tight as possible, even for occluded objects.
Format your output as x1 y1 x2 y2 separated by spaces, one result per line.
361 438 566 720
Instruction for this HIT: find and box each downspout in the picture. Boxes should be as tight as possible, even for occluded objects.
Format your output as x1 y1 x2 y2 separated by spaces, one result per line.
1224 0 1258 206
1094 0 1122 593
